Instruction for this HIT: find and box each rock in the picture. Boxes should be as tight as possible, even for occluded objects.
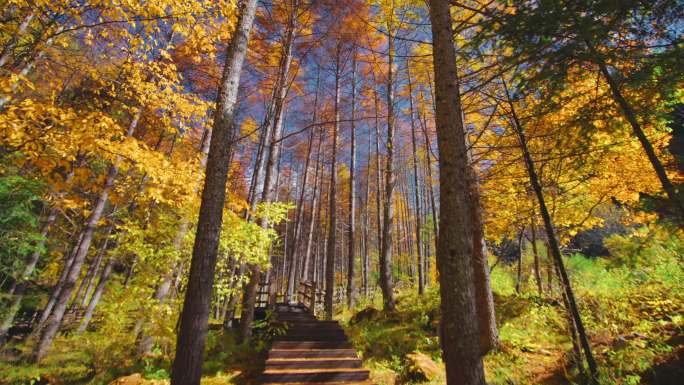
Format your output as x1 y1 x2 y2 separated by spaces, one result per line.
108 373 168 385
350 307 381 324
109 374 144 385
405 351 442 382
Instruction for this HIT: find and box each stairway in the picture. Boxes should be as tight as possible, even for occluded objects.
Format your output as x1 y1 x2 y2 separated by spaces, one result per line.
260 304 371 385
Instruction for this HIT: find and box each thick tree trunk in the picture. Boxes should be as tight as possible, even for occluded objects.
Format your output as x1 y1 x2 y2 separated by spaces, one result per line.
503 79 599 383
461 106 500 354
428 1 487 383
170 0 257 383
379 25 396 311
347 54 357 309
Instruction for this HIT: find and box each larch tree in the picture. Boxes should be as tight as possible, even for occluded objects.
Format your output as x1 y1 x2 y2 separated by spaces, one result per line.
170 0 259 383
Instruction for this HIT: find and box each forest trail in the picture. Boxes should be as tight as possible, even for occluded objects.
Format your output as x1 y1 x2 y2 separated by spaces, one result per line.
259 304 371 385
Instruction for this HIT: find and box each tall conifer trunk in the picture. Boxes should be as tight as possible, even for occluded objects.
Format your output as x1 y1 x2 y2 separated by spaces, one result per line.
428 0 487 383
170 0 258 382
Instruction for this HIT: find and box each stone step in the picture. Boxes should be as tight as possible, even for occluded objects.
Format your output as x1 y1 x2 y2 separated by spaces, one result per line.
265 358 363 370
272 341 354 350
259 369 370 383
268 349 358 359
275 331 347 342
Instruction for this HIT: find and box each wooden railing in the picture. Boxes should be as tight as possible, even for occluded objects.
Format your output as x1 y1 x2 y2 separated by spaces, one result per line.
298 280 316 313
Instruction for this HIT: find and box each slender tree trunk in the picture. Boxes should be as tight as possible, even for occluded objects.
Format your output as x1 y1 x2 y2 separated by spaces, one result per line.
503 79 599 383
583 38 683 215
373 88 383 283
288 69 319 301
428 1 487 383
303 128 324 282
0 165 71 343
362 120 372 297
35 231 83 331
73 225 113 309
240 0 298 337
34 109 140 362
516 229 524 294
347 53 357 309
407 66 425 295
418 108 439 246
170 0 257 382
325 44 342 320
379 21 396 311
76 254 114 334
530 219 543 295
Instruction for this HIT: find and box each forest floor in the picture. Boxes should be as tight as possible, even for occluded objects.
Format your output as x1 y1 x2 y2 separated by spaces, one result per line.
1 254 682 385
339 254 683 385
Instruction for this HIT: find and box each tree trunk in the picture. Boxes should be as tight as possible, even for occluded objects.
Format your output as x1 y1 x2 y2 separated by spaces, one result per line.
325 44 342 320
34 109 140 362
0 174 68 343
288 69 319 301
530 219 543 295
516 229 524 294
373 88 383 286
503 79 599 383
303 127 324 282
379 22 396 311
170 0 257 382
428 0 487 383
76 255 114 334
407 66 425 295
584 38 683 216
240 0 298 338
73 225 113 309
35 231 83 331
347 53 357 309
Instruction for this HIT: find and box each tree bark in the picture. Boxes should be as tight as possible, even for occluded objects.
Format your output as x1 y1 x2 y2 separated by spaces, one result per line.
407 65 425 295
325 43 342 320
428 1 487 383
379 16 396 311
170 0 258 382
346 53 358 308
